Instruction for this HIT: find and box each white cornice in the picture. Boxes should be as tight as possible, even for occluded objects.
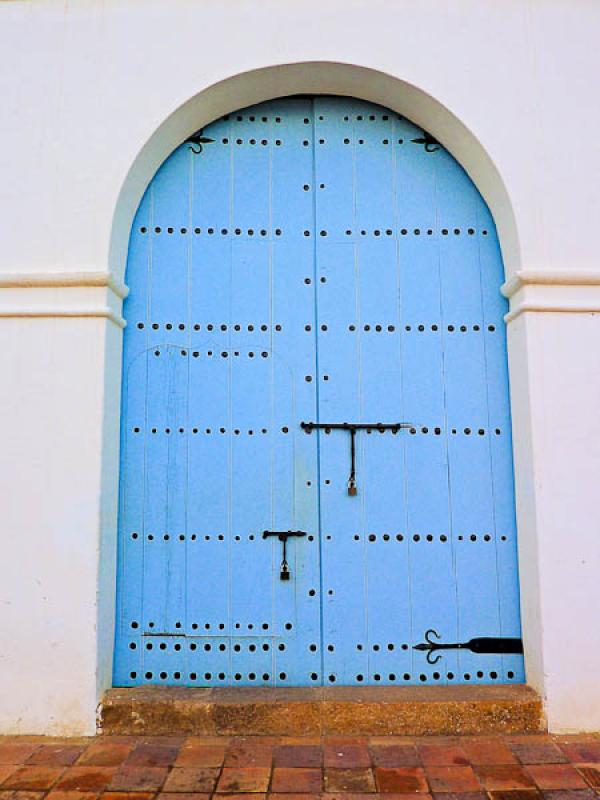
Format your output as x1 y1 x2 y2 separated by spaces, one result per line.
502 270 600 323
502 270 600 298
1 269 599 328
0 271 129 299
0 307 126 328
0 272 127 328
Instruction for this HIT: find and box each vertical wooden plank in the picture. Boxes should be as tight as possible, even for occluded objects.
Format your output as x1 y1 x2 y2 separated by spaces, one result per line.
163 347 189 636
114 193 151 685
269 99 320 686
142 346 174 638
353 108 405 685
315 97 368 685
437 152 503 683
397 133 456 684
478 206 524 683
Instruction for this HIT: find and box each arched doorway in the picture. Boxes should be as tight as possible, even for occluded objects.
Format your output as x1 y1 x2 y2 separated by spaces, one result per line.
114 95 524 688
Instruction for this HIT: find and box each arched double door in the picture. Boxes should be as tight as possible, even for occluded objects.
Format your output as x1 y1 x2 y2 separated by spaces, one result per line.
114 96 524 688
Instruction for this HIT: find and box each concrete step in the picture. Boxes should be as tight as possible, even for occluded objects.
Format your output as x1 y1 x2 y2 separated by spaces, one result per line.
100 684 544 736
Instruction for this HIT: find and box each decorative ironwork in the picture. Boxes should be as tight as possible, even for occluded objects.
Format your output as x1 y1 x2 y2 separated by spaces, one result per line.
186 128 215 154
411 131 441 152
262 530 307 580
414 628 524 664
301 422 412 495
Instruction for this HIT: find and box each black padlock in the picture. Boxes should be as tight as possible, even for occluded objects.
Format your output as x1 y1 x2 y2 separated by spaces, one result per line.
263 530 307 581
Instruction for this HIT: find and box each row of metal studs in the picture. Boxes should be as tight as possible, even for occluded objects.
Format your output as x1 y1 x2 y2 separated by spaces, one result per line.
128 669 515 681
134 323 499 331
137 641 285 652
148 347 499 359
129 532 509 543
130 640 418 653
139 226 488 236
221 113 403 122
211 137 430 145
129 620 294 631
127 639 515 656
129 426 504 435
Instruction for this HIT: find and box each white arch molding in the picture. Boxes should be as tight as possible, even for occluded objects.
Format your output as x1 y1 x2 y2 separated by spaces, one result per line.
101 62 547 716
109 62 522 284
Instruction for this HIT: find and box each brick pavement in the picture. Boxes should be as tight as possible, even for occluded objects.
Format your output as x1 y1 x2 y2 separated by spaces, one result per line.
0 733 598 800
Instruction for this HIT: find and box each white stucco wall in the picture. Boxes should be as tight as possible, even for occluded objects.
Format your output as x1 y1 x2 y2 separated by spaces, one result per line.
0 0 599 735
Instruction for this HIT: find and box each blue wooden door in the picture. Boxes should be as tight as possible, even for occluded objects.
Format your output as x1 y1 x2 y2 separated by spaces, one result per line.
114 97 525 688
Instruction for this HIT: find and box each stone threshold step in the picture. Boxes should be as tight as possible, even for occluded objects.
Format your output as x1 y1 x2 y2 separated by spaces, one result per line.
100 684 544 736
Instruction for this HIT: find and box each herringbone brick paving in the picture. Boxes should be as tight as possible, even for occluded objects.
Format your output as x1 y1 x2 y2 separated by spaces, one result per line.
0 734 598 800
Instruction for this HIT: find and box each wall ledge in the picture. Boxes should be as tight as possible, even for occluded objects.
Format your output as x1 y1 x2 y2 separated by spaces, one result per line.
502 270 600 322
0 307 125 328
0 271 128 299
0 272 127 328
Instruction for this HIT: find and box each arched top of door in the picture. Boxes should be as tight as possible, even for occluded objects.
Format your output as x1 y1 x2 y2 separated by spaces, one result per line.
109 61 520 286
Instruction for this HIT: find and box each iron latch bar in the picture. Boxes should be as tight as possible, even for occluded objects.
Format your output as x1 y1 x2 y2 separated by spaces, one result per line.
300 421 412 496
414 628 524 664
262 530 307 581
300 422 412 432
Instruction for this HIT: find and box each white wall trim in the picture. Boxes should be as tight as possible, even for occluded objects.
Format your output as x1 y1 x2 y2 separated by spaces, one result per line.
0 271 129 300
505 303 600 323
502 270 600 322
0 308 126 328
0 275 127 328
502 269 600 297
